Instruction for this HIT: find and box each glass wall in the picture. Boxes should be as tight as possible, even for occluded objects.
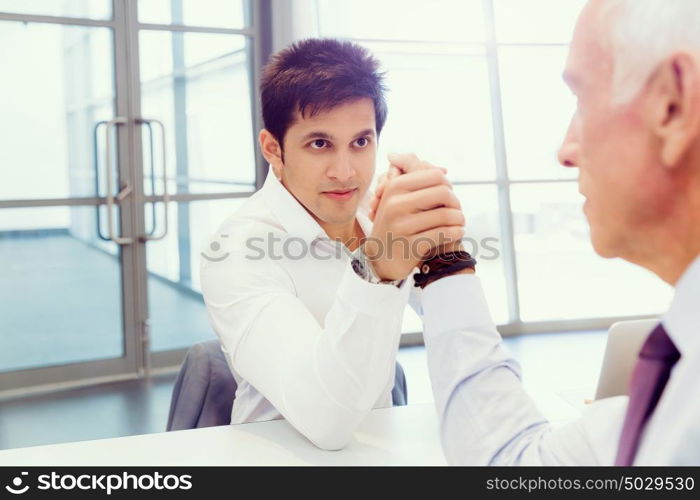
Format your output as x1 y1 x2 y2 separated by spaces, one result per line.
0 0 264 394
315 0 673 326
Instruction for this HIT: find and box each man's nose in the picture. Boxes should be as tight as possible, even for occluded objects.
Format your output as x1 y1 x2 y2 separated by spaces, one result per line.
558 118 580 168
328 152 355 181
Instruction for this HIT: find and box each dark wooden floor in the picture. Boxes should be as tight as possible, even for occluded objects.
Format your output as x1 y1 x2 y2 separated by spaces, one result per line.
0 373 178 450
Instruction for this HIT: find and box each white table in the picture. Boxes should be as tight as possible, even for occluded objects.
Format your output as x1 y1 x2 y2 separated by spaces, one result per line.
0 404 447 466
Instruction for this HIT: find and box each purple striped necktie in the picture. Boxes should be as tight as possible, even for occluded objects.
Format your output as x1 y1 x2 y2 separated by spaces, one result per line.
615 323 681 466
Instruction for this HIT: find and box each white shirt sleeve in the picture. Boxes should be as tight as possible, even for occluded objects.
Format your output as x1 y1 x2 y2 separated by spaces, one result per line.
421 273 627 465
408 280 423 318
201 249 411 450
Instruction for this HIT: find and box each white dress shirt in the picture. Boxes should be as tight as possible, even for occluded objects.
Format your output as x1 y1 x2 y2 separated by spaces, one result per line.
200 171 413 450
421 255 700 465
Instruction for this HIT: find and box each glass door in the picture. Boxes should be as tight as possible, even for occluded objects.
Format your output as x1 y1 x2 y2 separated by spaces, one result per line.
0 0 269 395
130 0 265 369
0 1 140 395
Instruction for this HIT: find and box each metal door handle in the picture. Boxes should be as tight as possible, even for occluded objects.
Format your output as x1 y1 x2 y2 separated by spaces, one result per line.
139 120 158 237
104 117 133 245
137 118 169 241
92 120 110 242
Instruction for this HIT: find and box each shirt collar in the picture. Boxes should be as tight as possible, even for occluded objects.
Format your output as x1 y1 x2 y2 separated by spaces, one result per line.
260 167 374 244
663 253 700 357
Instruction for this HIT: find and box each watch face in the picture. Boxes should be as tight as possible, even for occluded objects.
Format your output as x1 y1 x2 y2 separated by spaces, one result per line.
352 249 402 287
351 255 368 280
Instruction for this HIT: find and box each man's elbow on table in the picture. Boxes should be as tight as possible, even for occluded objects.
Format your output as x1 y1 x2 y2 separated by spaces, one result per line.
306 428 354 451
285 401 366 451
295 416 357 451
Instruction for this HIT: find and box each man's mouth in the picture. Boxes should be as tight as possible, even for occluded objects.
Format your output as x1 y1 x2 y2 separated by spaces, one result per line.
322 188 357 200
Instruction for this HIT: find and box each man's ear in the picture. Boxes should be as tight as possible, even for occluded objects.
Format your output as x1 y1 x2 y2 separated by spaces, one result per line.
644 52 700 168
259 129 284 178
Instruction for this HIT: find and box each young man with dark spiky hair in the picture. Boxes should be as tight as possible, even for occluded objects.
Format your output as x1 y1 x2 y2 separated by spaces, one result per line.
200 39 464 450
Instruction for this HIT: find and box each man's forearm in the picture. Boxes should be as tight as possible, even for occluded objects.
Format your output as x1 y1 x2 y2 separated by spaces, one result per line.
202 254 410 450
420 273 604 465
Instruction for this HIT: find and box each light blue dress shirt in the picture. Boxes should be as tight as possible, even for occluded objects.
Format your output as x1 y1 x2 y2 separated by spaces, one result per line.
421 255 700 465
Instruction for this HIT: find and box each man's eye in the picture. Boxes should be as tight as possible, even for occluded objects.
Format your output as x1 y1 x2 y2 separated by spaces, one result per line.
310 139 328 149
354 137 370 148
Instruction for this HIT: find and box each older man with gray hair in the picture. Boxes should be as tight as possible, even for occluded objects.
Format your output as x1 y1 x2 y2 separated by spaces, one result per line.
377 0 700 465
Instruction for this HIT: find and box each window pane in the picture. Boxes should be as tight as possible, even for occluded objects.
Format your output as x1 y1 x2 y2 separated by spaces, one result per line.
401 306 422 335
317 0 486 43
0 206 123 373
147 198 247 352
499 46 576 181
138 0 248 29
511 183 673 321
0 0 111 20
0 22 115 201
139 31 256 195
455 185 509 325
363 42 496 182
494 0 586 44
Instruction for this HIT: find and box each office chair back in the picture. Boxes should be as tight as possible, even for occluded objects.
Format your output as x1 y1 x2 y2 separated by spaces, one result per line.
167 339 408 431
166 340 238 431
